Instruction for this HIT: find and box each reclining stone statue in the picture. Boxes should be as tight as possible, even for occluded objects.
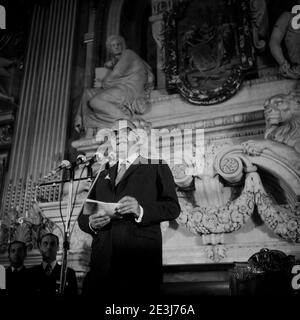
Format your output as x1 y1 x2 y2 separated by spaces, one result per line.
74 35 154 138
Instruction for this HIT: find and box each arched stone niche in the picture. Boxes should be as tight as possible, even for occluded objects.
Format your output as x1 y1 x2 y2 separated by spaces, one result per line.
92 0 157 85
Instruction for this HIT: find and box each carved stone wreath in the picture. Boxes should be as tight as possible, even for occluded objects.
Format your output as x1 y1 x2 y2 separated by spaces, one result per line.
177 172 256 235
174 144 300 243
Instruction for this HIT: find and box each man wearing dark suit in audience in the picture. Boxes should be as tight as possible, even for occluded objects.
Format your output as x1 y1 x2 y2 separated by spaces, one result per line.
30 233 78 297
5 241 31 294
78 119 181 301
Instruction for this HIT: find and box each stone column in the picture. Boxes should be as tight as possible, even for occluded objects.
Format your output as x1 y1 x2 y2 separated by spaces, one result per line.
1 0 78 216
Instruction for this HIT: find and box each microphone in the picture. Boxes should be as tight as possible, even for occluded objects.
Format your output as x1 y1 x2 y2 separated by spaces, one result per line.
53 160 72 173
84 152 102 166
44 155 87 179
50 160 72 175
75 154 87 165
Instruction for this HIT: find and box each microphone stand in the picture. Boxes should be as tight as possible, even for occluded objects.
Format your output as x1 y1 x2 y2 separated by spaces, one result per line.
59 165 74 296
57 161 100 295
39 157 110 295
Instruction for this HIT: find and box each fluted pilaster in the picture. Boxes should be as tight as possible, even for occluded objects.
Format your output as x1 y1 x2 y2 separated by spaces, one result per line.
2 0 78 215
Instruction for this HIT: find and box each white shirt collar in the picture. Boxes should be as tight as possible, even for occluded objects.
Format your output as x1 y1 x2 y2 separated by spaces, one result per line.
118 152 139 169
11 266 24 272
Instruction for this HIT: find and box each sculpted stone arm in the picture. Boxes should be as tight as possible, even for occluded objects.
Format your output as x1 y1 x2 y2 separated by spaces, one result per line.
266 139 300 156
269 13 289 66
243 139 299 158
105 50 132 81
103 59 115 69
269 12 300 79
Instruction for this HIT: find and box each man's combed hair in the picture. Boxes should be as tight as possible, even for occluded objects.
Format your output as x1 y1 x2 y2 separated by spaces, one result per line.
38 233 59 246
8 241 27 253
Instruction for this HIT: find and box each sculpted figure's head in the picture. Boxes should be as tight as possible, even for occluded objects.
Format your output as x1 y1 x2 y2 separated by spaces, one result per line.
264 92 300 126
263 92 300 151
106 35 126 56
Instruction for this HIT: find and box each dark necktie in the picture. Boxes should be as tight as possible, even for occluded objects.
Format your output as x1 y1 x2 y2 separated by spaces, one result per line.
45 263 52 276
115 161 127 185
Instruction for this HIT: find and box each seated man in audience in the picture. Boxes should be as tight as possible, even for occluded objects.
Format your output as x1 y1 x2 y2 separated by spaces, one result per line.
30 233 78 297
5 241 32 294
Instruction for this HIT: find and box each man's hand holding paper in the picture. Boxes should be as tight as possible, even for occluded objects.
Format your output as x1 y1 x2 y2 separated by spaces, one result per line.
116 196 141 219
85 199 120 217
84 199 122 232
89 212 111 231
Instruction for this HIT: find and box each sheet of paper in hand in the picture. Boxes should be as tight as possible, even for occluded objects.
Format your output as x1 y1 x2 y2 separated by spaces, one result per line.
85 198 120 217
95 67 110 81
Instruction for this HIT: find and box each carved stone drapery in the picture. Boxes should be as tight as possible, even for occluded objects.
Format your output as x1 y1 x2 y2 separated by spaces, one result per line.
150 0 174 88
249 0 269 52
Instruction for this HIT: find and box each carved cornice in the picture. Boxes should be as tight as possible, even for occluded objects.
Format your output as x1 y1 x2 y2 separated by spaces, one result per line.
147 79 297 124
163 241 300 264
154 111 265 133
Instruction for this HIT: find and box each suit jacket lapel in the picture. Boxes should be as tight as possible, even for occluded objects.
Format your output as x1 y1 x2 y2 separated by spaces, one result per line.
109 162 118 189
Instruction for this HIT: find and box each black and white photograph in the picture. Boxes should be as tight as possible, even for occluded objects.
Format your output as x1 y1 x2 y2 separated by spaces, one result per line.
0 0 300 316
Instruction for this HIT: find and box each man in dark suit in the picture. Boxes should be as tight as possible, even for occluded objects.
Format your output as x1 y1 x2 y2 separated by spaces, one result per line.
5 241 32 294
78 119 181 301
30 233 78 297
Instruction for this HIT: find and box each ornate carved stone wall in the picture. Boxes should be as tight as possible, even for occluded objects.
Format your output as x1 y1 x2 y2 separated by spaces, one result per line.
69 78 300 267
